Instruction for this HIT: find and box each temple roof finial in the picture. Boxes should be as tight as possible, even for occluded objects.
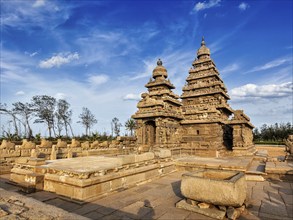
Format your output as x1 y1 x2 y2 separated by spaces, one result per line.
201 36 205 46
157 58 163 66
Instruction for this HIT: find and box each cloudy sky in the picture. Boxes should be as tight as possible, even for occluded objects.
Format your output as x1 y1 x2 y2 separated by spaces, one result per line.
1 0 292 136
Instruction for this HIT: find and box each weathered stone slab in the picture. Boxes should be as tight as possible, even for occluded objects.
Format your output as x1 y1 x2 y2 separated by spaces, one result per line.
0 149 21 158
135 152 155 163
181 170 246 207
15 157 29 164
118 154 136 165
176 157 252 172
176 200 226 219
265 162 293 174
27 158 46 166
155 149 172 158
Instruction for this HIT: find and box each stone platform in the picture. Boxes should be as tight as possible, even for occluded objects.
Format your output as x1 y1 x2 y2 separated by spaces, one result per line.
10 153 175 201
266 161 293 181
175 156 253 172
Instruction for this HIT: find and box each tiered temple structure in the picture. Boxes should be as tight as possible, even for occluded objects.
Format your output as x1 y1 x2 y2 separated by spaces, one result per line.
180 37 235 156
132 59 182 151
133 38 255 157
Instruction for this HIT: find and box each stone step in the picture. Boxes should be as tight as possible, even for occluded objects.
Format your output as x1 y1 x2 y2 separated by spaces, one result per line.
254 150 268 161
245 174 265 181
245 159 266 181
246 160 266 174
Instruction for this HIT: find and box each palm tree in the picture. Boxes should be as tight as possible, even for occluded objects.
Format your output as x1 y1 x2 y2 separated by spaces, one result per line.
125 118 136 136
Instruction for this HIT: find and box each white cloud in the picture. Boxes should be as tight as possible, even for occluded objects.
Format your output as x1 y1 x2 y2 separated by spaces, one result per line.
130 59 157 80
1 0 67 30
238 2 249 11
55 93 67 100
230 82 293 99
25 51 38 57
33 0 45 8
246 56 292 73
30 52 38 57
123 93 141 101
87 74 109 86
194 0 221 12
39 52 79 68
220 63 239 77
15 91 25 96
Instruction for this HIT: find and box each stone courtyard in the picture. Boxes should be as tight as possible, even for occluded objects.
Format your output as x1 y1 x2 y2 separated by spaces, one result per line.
1 170 292 220
1 39 292 220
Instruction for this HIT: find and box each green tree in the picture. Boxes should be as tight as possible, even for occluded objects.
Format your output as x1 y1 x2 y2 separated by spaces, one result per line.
253 128 261 141
125 118 136 136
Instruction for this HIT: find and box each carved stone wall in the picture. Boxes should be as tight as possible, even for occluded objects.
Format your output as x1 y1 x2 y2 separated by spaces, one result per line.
132 59 182 152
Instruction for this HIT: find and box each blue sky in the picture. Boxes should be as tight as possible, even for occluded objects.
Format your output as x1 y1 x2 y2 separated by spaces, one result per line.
1 0 292 136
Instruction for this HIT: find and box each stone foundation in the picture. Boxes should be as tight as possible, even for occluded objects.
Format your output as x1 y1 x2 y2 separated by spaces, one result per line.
10 152 175 201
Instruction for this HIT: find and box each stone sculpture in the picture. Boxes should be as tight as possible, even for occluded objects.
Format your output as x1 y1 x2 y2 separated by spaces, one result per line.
0 140 15 150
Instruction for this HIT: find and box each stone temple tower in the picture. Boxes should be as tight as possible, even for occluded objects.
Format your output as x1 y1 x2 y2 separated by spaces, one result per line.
132 59 182 152
133 38 255 157
180 37 235 156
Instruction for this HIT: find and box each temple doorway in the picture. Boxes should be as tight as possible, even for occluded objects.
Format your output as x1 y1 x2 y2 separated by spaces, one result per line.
223 124 233 150
144 121 156 146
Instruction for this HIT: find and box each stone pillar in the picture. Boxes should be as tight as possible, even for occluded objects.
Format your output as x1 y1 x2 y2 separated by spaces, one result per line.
50 146 57 160
30 149 38 158
67 148 73 158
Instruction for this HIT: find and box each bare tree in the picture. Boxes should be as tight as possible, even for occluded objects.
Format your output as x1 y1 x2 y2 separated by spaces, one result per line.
12 102 34 139
111 117 122 137
57 100 74 137
55 99 73 137
32 95 56 138
0 103 21 137
78 107 97 136
55 111 64 137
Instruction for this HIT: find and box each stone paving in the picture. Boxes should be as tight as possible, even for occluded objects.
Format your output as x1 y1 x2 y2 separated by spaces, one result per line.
1 172 293 220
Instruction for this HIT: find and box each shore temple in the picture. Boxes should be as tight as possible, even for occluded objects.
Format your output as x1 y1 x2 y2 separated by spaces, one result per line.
133 37 255 157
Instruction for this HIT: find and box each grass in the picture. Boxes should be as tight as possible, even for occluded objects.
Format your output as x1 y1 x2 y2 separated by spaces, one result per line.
254 140 284 145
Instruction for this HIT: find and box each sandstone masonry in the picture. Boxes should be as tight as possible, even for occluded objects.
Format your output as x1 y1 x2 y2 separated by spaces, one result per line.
133 37 255 157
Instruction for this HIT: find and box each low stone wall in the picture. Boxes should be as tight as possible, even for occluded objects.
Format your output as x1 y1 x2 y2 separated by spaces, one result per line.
255 145 286 158
0 137 137 165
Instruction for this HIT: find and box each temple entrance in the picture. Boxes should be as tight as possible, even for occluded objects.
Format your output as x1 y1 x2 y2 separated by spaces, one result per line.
144 121 156 146
223 124 233 150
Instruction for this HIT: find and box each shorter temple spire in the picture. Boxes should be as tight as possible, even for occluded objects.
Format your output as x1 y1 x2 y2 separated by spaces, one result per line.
152 58 168 79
